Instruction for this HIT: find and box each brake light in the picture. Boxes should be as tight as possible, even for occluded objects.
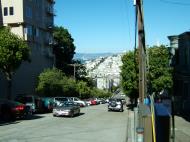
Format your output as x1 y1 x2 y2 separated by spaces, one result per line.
14 105 24 111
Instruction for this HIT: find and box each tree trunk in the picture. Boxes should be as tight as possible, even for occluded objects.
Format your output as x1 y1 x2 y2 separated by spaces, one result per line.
7 77 12 100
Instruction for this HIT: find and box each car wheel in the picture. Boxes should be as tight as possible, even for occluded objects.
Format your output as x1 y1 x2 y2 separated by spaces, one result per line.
53 114 56 117
70 112 74 117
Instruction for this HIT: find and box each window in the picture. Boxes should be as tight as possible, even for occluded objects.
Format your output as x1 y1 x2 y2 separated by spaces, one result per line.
26 6 32 18
9 7 14 15
4 7 8 16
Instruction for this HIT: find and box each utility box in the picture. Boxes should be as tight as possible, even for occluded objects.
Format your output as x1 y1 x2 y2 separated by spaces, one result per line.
155 103 171 142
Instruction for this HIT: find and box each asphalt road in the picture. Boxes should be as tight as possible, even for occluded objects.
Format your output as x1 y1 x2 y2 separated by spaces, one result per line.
0 104 129 142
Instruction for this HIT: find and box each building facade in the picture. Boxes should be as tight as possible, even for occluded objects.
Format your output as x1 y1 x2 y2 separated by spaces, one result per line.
168 32 190 113
0 0 55 98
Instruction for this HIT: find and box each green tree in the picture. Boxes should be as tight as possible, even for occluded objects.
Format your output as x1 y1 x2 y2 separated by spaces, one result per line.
148 45 173 94
0 27 30 99
89 88 111 98
36 68 64 97
61 77 77 97
36 68 78 97
53 26 76 76
72 60 87 80
121 51 138 103
121 45 173 102
36 68 112 99
76 81 91 99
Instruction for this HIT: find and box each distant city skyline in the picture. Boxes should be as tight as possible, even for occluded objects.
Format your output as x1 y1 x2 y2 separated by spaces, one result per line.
55 0 190 53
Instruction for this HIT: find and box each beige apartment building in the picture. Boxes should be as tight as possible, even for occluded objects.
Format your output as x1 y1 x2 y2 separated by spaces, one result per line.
0 0 55 98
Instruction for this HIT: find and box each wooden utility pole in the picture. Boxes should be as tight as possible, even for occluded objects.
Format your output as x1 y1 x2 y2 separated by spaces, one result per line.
136 0 146 103
68 63 82 80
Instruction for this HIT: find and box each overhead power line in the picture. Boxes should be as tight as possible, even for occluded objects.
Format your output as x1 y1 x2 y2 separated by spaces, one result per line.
159 0 190 6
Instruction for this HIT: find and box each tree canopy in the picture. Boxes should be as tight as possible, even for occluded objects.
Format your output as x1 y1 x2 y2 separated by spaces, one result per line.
148 45 173 94
121 45 173 102
36 68 112 99
121 50 138 101
53 26 76 76
0 27 30 99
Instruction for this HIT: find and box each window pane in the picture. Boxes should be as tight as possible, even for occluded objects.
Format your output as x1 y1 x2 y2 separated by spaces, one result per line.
26 7 32 18
4 7 8 16
9 7 14 15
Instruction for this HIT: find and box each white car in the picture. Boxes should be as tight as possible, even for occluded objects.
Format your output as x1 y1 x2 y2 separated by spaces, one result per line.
70 97 86 107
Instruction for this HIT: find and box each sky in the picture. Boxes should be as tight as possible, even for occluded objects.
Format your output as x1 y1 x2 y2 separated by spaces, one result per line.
54 0 190 53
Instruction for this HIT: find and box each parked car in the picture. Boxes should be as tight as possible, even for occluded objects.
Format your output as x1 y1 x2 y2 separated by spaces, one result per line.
41 97 54 112
0 99 30 121
14 95 43 114
108 98 124 112
99 98 106 104
89 99 97 105
83 99 91 106
53 97 71 107
53 101 80 117
69 97 86 107
94 98 101 104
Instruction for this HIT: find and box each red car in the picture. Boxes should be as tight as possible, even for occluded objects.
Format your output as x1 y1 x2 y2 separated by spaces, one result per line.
90 99 97 105
0 100 29 121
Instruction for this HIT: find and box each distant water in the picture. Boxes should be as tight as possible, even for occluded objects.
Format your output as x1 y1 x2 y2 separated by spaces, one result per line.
74 53 115 62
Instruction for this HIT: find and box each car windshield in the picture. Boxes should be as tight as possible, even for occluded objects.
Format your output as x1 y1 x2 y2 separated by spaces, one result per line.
55 98 68 102
109 99 121 102
60 102 74 107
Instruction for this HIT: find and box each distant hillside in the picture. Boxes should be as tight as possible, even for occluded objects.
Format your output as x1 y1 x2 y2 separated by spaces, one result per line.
74 53 115 62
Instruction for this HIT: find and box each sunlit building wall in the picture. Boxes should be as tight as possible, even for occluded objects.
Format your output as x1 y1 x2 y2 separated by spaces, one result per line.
0 0 55 98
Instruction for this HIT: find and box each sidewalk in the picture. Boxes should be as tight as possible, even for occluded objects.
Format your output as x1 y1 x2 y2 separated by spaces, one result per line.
174 115 190 142
126 108 190 142
126 109 135 142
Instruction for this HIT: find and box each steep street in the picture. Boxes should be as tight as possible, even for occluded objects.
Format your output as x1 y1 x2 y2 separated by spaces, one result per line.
0 104 129 142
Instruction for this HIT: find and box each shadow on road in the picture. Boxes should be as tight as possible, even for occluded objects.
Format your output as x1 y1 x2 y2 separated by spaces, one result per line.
24 114 45 121
0 114 45 126
0 120 20 126
175 113 190 122
78 112 85 116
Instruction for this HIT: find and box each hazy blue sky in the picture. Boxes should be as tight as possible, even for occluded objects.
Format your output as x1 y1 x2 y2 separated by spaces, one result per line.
55 0 190 53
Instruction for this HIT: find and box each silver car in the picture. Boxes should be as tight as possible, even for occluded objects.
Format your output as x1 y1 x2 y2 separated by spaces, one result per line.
108 98 124 112
53 101 80 117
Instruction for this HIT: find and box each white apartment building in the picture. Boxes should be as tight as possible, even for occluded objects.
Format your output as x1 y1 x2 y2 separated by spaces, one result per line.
0 0 55 98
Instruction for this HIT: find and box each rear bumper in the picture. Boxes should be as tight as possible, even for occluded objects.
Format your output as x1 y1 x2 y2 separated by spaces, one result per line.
108 105 123 110
53 111 72 116
13 110 29 118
